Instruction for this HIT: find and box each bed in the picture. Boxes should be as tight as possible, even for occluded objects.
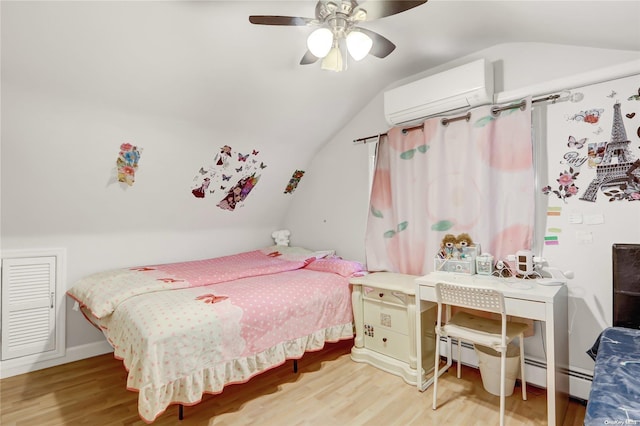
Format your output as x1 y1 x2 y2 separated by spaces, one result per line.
67 246 365 423
584 327 640 425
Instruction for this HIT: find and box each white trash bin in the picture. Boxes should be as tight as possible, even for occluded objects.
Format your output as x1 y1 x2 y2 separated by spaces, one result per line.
474 344 520 397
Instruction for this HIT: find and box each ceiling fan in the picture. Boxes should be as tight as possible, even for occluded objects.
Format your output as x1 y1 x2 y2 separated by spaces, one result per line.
249 1 428 71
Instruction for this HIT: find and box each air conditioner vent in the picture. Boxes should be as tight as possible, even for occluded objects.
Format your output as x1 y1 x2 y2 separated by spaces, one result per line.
384 59 494 126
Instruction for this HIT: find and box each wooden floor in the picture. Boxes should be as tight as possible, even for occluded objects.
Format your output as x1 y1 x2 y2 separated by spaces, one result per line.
1 339 585 425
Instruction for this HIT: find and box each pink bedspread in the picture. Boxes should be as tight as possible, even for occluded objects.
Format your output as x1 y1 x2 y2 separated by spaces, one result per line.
68 250 309 318
70 251 356 423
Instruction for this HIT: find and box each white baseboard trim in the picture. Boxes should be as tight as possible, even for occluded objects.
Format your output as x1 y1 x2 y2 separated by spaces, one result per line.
567 365 593 401
1 340 113 379
443 339 592 401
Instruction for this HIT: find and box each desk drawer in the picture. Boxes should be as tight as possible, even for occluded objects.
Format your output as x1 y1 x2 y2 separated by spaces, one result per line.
505 298 546 321
362 286 408 306
364 299 408 335
418 285 546 321
419 285 436 302
364 328 409 363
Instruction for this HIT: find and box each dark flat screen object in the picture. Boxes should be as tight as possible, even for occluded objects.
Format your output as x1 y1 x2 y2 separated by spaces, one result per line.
612 243 640 329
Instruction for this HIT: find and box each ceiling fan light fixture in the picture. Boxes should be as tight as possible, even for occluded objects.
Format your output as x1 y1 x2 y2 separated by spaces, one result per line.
346 30 372 61
307 27 334 58
250 0 424 69
321 45 345 72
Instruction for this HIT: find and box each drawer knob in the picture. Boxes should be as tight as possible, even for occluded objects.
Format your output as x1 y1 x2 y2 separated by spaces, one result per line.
382 338 387 343
379 293 384 298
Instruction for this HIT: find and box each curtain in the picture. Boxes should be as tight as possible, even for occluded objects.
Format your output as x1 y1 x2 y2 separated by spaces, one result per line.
366 99 535 275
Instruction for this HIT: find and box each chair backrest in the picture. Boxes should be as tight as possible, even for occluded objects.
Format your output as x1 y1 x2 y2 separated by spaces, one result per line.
435 282 505 315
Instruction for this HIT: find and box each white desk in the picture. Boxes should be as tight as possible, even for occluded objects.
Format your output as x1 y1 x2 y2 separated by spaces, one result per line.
415 272 569 426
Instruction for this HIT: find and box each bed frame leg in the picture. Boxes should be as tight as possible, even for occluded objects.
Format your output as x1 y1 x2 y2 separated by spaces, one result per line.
179 404 184 420
293 359 298 373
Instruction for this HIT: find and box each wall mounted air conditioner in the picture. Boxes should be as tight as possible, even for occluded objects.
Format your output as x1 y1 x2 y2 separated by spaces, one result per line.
384 59 494 126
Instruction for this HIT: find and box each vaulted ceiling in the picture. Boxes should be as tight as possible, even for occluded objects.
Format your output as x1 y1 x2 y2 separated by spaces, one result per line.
3 1 640 153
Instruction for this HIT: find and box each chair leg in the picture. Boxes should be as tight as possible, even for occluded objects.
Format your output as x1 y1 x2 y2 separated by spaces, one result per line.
432 333 441 410
456 339 462 378
519 333 527 401
500 351 506 426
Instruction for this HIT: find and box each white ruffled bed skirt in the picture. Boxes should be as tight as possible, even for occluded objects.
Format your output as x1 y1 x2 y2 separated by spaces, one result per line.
134 322 354 423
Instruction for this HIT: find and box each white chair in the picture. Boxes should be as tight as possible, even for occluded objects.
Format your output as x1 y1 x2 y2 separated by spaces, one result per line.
432 282 528 426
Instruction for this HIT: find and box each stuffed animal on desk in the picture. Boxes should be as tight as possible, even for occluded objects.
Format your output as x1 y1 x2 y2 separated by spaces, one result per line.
439 234 458 259
455 233 475 258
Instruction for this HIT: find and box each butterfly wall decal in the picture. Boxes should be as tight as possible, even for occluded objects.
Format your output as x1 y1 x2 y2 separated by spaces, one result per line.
191 144 266 207
567 136 587 149
628 88 640 101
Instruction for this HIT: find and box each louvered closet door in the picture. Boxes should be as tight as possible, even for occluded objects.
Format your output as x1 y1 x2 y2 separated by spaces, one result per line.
1 256 56 360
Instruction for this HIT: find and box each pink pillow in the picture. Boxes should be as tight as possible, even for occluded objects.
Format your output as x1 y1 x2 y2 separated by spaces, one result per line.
304 257 366 277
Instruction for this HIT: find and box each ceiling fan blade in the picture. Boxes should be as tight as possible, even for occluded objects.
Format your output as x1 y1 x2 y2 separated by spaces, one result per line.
357 1 427 21
300 50 320 65
249 15 314 26
357 27 396 58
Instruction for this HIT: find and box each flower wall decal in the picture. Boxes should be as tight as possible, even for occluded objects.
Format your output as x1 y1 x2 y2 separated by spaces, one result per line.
542 167 580 203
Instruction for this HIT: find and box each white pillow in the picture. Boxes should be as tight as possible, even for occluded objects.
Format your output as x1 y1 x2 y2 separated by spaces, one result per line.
260 246 335 261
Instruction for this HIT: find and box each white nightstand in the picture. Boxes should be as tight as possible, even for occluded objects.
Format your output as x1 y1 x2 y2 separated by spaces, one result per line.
350 272 437 385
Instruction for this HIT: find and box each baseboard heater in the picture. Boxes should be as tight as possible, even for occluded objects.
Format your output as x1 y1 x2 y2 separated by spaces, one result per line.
441 339 592 401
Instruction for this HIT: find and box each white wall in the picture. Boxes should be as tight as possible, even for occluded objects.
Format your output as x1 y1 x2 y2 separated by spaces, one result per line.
538 74 640 374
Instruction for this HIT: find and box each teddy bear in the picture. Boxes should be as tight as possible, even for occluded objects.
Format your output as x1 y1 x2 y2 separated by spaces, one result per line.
271 229 291 246
455 233 475 258
439 234 458 259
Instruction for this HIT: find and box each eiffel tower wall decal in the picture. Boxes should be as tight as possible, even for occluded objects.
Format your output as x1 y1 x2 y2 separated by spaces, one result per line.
580 102 640 202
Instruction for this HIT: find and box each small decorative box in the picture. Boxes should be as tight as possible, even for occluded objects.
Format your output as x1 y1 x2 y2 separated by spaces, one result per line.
476 254 494 275
434 258 476 274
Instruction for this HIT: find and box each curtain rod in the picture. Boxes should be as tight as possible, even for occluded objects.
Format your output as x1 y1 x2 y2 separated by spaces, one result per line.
353 93 562 144
490 93 561 116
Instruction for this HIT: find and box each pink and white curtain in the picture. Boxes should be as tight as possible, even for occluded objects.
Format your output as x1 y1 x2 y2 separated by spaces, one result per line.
366 99 535 275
